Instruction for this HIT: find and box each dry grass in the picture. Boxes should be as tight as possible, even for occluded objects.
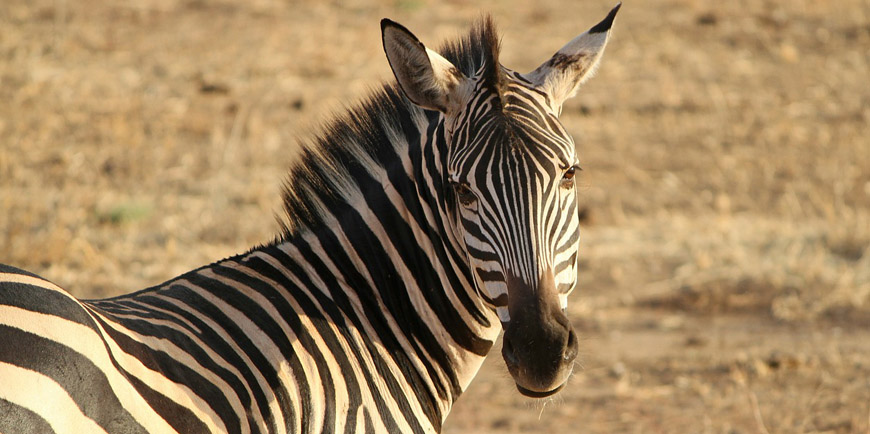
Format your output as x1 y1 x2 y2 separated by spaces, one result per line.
2 0 869 432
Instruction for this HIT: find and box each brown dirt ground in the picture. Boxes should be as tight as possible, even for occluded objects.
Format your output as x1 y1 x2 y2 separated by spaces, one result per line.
2 0 869 432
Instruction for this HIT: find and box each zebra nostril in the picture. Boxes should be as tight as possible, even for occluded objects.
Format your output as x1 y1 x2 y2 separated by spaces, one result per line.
502 338 518 366
564 329 579 361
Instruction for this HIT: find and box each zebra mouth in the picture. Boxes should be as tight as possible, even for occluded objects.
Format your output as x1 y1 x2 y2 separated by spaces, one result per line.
515 382 565 398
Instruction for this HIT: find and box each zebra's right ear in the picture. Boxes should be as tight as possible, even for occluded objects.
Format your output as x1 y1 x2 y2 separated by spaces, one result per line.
525 3 621 112
382 19 468 113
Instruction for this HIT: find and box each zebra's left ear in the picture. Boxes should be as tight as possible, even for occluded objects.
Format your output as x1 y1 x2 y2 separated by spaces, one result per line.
382 19 468 113
525 3 621 112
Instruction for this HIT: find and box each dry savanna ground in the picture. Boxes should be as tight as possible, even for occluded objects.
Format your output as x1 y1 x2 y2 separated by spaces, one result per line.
2 0 869 432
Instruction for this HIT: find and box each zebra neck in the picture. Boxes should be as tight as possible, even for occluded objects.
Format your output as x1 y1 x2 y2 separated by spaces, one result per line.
242 109 498 424
230 222 496 427
266 125 500 391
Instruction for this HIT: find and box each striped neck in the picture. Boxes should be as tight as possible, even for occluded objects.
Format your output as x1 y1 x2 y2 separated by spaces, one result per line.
267 99 501 420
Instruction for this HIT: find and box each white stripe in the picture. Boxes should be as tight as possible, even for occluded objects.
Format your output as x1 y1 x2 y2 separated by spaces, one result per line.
238 251 370 433
0 362 108 434
181 274 318 434
90 309 256 434
496 307 510 323
296 231 433 430
166 274 303 434
229 260 379 433
98 300 277 433
0 305 179 434
86 305 228 432
0 272 76 299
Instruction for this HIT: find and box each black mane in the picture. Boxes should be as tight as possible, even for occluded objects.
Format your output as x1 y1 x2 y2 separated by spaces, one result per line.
439 16 503 97
277 17 503 239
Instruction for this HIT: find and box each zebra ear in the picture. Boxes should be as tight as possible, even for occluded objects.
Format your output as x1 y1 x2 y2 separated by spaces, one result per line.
382 19 468 113
525 3 621 112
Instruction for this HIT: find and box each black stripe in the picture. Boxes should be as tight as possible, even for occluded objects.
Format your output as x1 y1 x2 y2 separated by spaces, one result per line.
201 264 343 432
91 303 271 433
476 268 505 283
388 127 491 327
328 207 461 432
343 149 491 357
0 325 147 434
363 406 374 433
416 120 491 329
284 237 436 432
247 248 408 433
133 293 299 432
0 264 45 280
465 244 499 262
0 398 55 434
87 313 242 434
147 283 303 434
123 368 212 434
0 281 98 330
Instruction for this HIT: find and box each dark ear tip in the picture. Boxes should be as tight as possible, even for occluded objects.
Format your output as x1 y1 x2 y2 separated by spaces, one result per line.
381 18 417 41
589 2 622 34
381 18 395 33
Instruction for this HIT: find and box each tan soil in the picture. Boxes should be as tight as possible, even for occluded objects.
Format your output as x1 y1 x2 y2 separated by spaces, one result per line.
2 0 869 432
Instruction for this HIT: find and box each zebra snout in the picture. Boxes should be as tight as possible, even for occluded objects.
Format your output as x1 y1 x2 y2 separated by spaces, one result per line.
501 272 579 398
502 313 578 398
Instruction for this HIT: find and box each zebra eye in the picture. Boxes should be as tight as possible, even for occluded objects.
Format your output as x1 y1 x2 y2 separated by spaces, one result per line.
453 182 477 207
561 166 578 189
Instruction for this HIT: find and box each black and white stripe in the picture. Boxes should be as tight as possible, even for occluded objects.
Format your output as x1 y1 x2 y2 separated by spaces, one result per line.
1 6 619 433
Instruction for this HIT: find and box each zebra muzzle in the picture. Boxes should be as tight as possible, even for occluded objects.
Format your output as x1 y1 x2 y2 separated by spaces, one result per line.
501 270 579 397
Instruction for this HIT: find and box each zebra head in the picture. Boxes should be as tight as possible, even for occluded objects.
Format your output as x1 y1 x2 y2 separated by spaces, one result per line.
382 5 620 398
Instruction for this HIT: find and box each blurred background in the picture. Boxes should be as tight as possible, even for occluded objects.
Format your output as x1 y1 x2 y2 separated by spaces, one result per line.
1 0 868 432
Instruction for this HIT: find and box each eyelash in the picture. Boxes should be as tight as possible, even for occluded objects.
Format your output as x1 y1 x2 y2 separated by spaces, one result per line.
561 165 580 188
452 182 477 206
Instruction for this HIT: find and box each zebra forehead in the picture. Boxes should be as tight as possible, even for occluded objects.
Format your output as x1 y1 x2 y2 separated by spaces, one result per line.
456 114 574 164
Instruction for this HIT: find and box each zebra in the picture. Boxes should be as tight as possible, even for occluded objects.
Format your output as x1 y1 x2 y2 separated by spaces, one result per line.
0 4 620 434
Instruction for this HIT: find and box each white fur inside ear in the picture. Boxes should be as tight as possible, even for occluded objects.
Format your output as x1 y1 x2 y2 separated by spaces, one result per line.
525 20 613 110
382 22 467 112
425 48 462 90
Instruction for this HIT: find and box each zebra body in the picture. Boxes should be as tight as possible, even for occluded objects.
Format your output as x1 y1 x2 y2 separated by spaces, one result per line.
0 5 619 433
